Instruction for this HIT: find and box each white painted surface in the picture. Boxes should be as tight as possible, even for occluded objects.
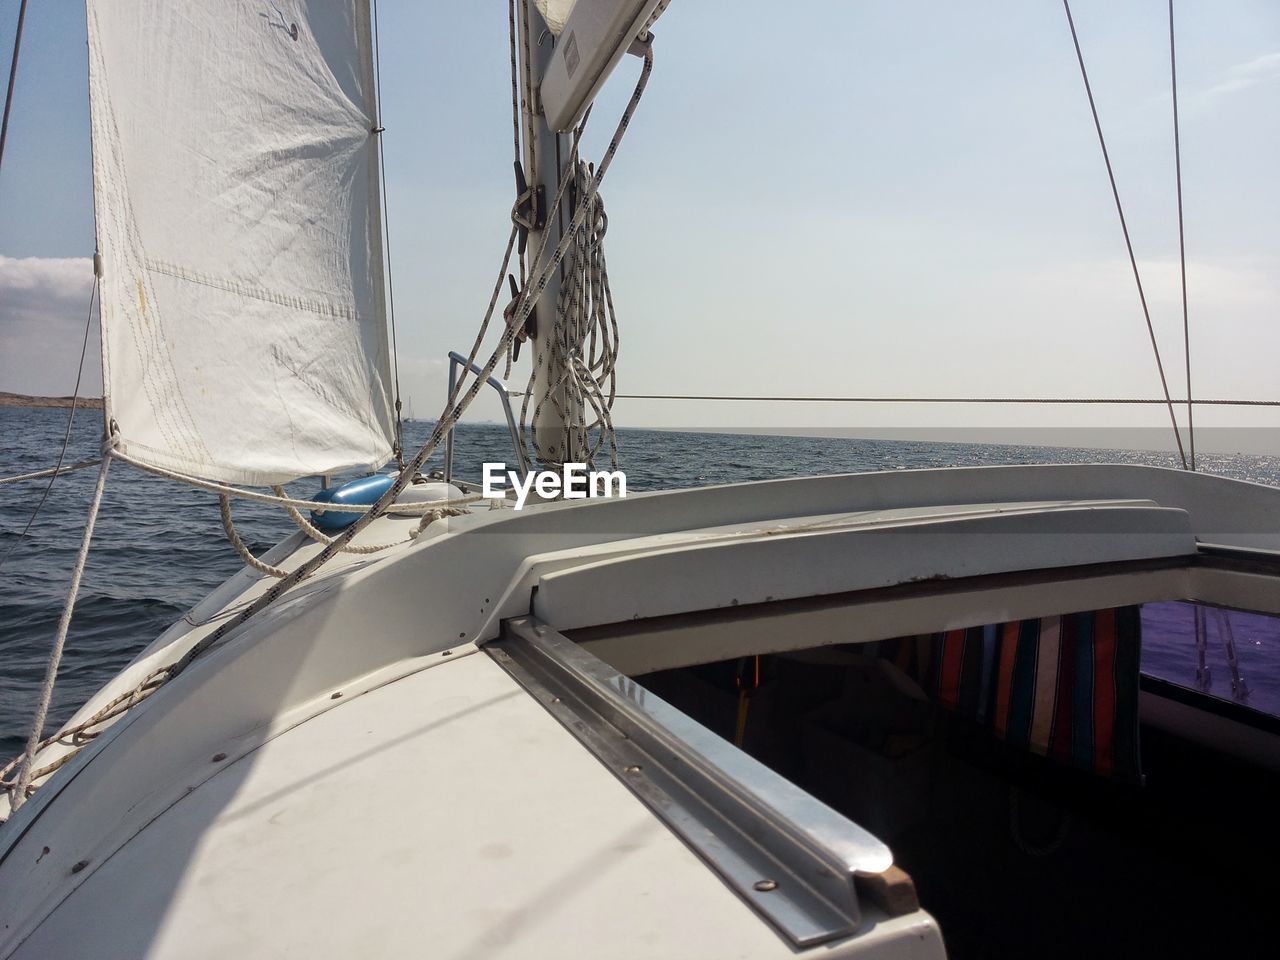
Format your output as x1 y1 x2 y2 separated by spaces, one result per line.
533 500 1196 630
8 654 943 959
540 0 662 131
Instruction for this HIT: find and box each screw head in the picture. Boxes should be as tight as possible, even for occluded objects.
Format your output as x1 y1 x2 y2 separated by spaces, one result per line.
624 764 642 775
753 879 778 892
211 753 227 762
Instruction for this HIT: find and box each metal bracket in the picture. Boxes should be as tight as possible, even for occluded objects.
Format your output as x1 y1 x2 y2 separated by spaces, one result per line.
442 351 530 485
487 617 895 948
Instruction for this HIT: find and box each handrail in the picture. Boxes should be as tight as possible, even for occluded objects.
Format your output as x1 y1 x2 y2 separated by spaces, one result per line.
444 351 531 485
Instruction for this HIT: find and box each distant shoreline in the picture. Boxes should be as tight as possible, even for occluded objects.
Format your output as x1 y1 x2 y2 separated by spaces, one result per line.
0 391 104 410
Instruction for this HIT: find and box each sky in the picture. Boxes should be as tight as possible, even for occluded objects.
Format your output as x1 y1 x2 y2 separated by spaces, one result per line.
1 1 1277 454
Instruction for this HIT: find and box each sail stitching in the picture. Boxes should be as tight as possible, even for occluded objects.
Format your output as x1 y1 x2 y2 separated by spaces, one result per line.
144 259 363 321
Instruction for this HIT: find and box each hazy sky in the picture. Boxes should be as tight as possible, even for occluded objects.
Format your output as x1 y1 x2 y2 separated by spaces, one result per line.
1 1 1277 453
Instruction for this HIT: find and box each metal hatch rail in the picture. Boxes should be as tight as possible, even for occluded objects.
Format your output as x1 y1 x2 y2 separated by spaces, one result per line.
486 616 895 948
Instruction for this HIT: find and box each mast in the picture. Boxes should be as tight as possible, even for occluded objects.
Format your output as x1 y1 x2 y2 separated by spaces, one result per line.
517 5 579 469
515 0 665 470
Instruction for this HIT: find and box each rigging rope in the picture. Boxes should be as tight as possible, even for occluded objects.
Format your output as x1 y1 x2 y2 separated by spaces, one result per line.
1168 0 1195 471
9 456 111 812
0 458 101 485
1061 0 1188 470
219 494 289 579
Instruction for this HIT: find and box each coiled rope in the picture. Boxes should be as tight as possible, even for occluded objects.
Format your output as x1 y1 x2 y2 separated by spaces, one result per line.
521 157 621 470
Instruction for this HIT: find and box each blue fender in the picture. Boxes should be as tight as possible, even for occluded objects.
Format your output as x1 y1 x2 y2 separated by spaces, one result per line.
309 473 397 531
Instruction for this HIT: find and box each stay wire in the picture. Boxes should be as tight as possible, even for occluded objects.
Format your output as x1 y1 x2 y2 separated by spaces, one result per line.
0 279 98 574
609 394 1279 406
1169 0 1195 471
371 0 404 467
1061 0 1188 470
508 0 522 169
0 0 29 176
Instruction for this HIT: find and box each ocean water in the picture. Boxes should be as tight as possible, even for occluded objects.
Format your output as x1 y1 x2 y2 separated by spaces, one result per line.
3 405 1279 758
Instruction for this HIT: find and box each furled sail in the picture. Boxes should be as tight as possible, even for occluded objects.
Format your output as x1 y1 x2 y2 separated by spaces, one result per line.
86 0 395 484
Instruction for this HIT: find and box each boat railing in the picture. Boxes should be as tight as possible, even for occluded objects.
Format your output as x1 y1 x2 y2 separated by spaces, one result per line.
443 350 531 485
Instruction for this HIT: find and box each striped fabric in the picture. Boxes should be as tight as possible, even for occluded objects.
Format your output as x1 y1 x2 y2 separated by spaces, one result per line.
882 607 1142 781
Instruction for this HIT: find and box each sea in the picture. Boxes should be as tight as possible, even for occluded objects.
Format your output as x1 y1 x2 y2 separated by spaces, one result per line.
3 405 1279 758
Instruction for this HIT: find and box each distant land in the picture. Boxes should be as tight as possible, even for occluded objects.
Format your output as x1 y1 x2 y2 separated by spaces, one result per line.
0 391 104 410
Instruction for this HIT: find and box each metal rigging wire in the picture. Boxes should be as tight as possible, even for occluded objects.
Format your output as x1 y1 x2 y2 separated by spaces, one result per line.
1061 0 1189 469
371 0 405 467
1168 0 1195 470
0 281 99 575
611 394 1280 406
0 0 29 176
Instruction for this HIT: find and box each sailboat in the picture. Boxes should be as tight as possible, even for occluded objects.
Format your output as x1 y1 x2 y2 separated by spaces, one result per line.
2 1 1279 958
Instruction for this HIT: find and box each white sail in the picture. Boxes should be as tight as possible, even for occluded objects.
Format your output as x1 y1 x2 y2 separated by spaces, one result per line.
87 0 395 485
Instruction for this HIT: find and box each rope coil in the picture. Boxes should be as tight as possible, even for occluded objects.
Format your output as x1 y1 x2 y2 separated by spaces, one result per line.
521 158 621 471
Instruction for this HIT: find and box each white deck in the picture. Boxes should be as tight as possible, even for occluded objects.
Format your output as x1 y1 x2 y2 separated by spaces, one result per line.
8 651 940 959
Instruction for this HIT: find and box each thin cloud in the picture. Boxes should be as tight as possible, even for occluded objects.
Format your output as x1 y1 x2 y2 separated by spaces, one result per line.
1204 50 1280 100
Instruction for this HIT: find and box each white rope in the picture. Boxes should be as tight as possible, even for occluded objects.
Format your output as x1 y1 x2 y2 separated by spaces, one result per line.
109 447 480 515
521 157 621 471
220 484 491 578
219 494 290 578
412 506 471 537
270 484 471 554
9 456 111 812
109 449 379 513
0 458 102 485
